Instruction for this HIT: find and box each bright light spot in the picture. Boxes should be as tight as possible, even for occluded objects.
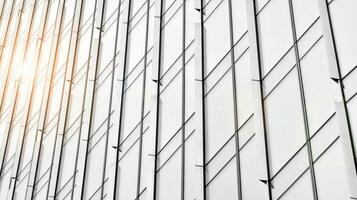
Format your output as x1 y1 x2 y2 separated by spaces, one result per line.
21 63 33 79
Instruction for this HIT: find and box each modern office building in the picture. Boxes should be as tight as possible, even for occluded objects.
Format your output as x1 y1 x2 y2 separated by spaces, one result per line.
0 0 356 199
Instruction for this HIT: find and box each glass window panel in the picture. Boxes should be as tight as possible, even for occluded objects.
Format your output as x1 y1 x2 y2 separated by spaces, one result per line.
143 62 152 115
158 72 183 149
310 117 338 159
264 68 306 174
262 47 295 98
278 171 314 200
118 141 140 200
161 7 183 75
99 24 117 75
203 0 230 74
58 129 79 192
160 57 182 87
205 52 231 93
85 133 107 199
158 130 182 170
127 17 147 74
206 138 235 182
272 146 309 198
206 157 239 200
205 70 235 160
131 0 147 18
139 121 150 191
235 50 253 126
185 0 195 47
157 148 181 200
184 130 196 200
231 0 248 43
257 0 293 75
185 58 195 120
92 84 111 136
121 72 144 139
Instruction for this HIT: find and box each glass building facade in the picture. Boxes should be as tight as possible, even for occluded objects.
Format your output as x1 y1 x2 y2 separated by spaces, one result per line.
0 0 356 199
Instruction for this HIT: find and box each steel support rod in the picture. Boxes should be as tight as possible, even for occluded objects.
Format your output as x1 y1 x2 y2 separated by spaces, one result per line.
146 0 163 199
193 0 206 199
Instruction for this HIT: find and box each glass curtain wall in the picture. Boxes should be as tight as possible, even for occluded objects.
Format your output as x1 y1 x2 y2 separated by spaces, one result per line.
0 0 355 199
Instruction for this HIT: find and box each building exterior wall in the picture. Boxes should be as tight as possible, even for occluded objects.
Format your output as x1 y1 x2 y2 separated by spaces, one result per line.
0 0 356 199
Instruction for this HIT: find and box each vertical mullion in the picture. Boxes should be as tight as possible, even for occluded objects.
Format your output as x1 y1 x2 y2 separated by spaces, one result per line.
71 0 106 198
245 0 272 199
101 0 122 199
181 0 186 199
46 0 84 199
317 0 357 197
25 1 66 199
136 0 151 198
147 0 163 199
6 0 49 199
287 1 319 199
110 0 132 198
289 0 318 200
227 0 242 199
97 3 109 199
193 0 206 199
98 0 110 198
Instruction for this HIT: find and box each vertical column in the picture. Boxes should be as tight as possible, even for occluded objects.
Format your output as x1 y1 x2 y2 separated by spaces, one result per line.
46 0 84 199
102 0 122 199
72 0 106 199
287 1 319 199
245 0 272 199
146 0 162 199
109 0 131 198
181 0 186 199
227 0 243 199
317 0 357 197
6 0 49 199
25 1 66 199
194 0 206 199
136 0 151 198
